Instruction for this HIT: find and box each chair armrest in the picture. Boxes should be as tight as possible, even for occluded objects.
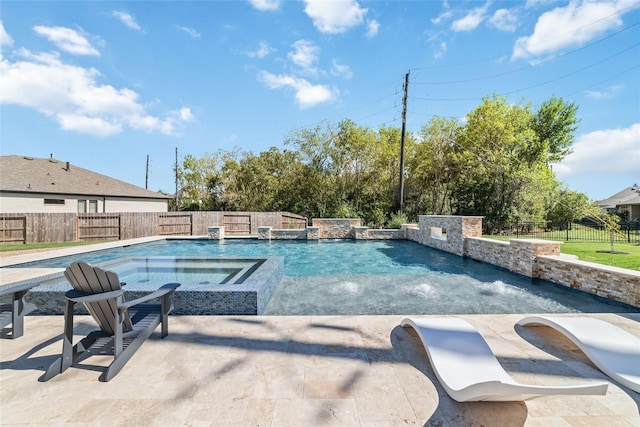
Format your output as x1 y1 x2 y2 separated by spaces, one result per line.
0 282 39 297
118 283 180 310
65 289 125 303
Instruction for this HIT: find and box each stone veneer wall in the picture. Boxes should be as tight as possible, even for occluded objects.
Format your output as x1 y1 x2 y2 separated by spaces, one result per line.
311 218 361 239
256 226 320 240
413 215 483 256
536 256 640 306
509 239 561 277
411 215 640 308
354 227 406 240
464 237 511 270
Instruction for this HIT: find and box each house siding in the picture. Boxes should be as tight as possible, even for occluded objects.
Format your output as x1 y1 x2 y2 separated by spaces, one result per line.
0 192 167 213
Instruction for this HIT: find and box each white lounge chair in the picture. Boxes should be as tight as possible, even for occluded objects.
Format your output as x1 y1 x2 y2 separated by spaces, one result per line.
518 316 640 393
400 317 609 402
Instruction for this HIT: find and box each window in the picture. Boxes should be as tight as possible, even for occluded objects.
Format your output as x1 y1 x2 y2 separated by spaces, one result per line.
44 199 65 205
78 200 99 213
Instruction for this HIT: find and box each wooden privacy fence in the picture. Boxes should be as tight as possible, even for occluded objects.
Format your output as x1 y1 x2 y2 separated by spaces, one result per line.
159 213 193 236
0 216 26 244
223 214 251 234
0 211 307 244
78 214 121 241
281 214 308 229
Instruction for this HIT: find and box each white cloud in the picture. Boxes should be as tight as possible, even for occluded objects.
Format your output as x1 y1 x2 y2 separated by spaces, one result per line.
0 21 13 47
366 20 379 38
512 0 639 61
248 0 281 11
451 3 490 32
34 25 100 56
331 60 353 79
288 40 320 75
432 0 453 25
432 10 453 25
555 123 640 177
247 40 276 58
433 41 447 59
259 71 337 108
57 113 122 137
112 10 142 31
488 8 519 32
584 84 624 99
177 25 201 38
0 48 192 137
303 0 367 34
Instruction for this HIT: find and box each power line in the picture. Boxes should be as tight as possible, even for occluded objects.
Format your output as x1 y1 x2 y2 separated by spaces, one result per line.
408 42 640 102
410 3 640 71
410 21 640 86
564 63 640 97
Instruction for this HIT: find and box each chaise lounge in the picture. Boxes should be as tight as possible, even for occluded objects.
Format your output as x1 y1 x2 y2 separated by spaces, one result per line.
400 317 609 402
518 316 640 393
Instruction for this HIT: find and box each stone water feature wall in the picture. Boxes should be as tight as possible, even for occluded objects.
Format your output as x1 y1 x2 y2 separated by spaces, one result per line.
208 215 640 307
410 215 640 308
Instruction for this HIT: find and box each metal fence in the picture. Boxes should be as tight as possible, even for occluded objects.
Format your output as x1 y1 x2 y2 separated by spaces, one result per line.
486 219 640 243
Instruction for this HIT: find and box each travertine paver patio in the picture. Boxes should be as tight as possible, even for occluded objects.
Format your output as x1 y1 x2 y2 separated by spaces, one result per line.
1 313 638 426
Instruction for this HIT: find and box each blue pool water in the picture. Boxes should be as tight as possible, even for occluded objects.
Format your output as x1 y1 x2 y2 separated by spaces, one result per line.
12 239 639 315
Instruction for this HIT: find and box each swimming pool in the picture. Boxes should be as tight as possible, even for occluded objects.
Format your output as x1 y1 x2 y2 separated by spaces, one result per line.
11 239 639 315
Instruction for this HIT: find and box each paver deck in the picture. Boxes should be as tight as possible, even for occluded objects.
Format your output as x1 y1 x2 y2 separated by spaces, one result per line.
1 313 639 426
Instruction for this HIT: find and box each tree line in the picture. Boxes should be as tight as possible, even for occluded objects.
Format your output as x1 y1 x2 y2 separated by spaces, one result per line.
174 94 592 230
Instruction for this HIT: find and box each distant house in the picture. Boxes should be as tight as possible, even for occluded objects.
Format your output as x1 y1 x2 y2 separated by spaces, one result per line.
0 155 171 213
597 185 640 221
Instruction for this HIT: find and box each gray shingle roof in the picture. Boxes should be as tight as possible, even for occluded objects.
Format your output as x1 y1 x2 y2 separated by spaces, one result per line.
597 185 640 208
0 155 171 199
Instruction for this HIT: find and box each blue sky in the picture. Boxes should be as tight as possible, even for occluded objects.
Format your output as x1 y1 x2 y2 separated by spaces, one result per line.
1 0 639 202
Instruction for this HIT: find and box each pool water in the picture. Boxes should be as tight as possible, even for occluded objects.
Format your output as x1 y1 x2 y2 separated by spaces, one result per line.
14 239 639 315
97 257 267 286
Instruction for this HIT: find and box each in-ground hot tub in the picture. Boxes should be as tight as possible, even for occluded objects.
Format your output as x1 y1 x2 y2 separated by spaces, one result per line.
25 256 284 315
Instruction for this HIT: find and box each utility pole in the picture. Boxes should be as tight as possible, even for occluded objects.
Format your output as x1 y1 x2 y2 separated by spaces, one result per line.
175 147 179 211
398 70 409 213
145 154 149 189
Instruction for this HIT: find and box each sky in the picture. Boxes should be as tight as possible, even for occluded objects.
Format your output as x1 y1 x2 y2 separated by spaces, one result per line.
1 0 639 202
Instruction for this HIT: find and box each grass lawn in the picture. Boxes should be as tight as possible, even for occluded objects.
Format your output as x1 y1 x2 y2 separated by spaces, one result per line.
0 240 117 253
559 242 640 271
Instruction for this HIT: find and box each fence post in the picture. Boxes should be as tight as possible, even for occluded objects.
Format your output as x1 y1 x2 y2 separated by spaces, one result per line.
627 223 631 243
566 222 569 241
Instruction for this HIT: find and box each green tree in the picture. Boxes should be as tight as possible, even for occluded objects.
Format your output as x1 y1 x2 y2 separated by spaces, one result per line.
407 117 460 216
178 152 223 210
545 187 590 224
531 96 579 164
451 94 538 226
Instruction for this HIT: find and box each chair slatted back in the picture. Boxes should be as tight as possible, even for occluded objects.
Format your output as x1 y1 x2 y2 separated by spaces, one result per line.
64 262 133 335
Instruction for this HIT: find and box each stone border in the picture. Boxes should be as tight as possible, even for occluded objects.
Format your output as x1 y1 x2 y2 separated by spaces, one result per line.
23 256 284 315
409 215 640 308
207 215 640 308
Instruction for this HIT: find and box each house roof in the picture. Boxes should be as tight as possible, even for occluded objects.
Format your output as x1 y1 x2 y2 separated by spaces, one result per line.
597 185 640 208
0 155 171 199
